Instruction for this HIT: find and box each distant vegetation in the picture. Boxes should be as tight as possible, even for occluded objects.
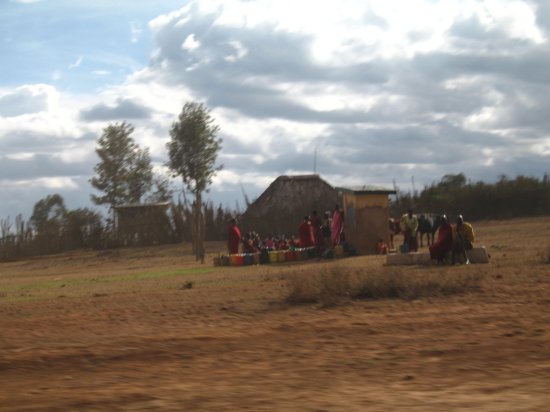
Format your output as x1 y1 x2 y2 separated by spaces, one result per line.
390 173 550 220
1 168 549 262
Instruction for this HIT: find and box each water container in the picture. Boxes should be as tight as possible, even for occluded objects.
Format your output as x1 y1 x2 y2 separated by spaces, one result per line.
285 249 295 261
229 254 239 266
236 254 245 265
244 253 254 265
260 250 269 264
253 253 260 265
268 250 278 263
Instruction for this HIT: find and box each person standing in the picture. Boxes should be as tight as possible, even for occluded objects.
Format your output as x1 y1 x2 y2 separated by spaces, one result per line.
429 214 453 263
452 215 475 264
310 210 323 249
401 208 419 252
227 218 241 254
331 205 344 246
321 211 332 249
298 216 314 248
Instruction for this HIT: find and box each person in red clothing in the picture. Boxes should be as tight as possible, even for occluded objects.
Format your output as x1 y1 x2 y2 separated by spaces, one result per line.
227 218 241 254
429 214 453 263
298 216 314 248
263 233 276 250
309 210 323 248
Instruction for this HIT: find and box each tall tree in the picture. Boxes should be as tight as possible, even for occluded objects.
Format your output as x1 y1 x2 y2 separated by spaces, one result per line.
30 193 68 254
90 122 153 218
166 102 222 262
30 193 67 235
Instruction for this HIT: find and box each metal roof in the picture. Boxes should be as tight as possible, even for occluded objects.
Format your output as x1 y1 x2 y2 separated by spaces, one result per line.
113 202 171 209
335 185 396 195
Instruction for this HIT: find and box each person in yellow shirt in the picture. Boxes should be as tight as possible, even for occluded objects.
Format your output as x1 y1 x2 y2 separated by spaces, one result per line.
452 215 475 264
400 208 419 252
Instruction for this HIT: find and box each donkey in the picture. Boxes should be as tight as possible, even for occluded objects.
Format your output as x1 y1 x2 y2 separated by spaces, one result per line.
418 214 443 247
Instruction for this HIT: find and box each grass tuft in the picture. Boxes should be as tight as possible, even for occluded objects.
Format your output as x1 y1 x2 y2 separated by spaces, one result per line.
180 281 194 290
285 266 485 306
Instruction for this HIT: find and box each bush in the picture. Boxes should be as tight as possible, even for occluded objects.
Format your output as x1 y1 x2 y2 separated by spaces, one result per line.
285 266 485 306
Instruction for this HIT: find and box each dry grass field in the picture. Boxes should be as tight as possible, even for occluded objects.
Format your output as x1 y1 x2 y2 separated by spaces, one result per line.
1 217 549 411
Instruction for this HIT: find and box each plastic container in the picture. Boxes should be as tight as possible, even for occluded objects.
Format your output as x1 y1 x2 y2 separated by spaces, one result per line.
260 250 269 264
285 249 295 261
230 254 245 266
253 253 260 265
244 253 254 265
268 250 278 263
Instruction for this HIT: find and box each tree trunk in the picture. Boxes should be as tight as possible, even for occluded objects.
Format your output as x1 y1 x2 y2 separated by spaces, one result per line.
195 191 205 263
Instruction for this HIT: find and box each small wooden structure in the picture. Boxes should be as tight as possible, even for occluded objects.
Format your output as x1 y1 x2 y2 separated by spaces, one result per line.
336 186 396 254
114 202 173 246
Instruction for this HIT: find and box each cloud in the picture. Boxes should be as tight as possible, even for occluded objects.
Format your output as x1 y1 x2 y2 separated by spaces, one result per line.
68 56 84 69
79 98 153 121
0 85 54 117
2 0 550 219
0 153 92 180
131 21 142 43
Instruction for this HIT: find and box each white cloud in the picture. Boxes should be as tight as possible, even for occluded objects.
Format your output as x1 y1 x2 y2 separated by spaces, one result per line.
68 56 84 70
182 33 200 50
0 177 79 190
0 84 59 117
131 21 142 43
1 0 550 218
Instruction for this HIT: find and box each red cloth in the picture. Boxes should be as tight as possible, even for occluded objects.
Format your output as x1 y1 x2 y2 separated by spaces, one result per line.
298 221 314 247
227 224 241 254
310 215 323 247
429 222 452 261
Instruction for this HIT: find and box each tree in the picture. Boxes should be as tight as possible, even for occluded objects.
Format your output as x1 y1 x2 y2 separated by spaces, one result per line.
146 174 175 203
166 102 222 262
64 208 104 249
90 122 153 218
30 193 67 254
30 193 67 235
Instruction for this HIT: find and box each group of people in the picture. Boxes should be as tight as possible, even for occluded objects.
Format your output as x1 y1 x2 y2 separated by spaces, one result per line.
226 205 346 255
391 208 475 265
429 214 475 265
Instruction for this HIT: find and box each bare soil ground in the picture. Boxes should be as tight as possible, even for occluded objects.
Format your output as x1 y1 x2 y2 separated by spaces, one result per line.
1 217 549 411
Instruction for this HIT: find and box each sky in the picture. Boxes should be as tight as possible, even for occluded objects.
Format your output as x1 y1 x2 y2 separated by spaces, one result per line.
1 0 550 219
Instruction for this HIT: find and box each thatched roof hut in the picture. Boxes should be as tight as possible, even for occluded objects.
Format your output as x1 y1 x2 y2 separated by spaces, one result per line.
240 174 339 237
